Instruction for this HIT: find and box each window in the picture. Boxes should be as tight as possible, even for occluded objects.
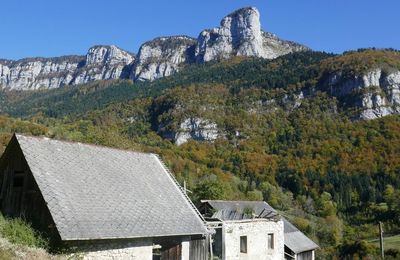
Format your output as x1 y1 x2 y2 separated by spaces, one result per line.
240 236 247 253
13 176 24 188
268 233 274 249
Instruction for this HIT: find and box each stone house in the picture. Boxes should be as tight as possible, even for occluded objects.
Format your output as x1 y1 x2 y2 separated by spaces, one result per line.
0 134 208 259
199 200 319 260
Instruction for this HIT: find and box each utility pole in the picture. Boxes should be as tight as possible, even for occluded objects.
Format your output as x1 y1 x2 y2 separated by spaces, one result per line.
379 221 384 259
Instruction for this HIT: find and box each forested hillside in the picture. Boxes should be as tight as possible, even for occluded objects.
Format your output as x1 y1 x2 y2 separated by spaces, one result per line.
0 49 400 259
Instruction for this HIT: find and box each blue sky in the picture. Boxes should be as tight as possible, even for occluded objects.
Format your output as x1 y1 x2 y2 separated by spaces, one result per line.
1 0 399 60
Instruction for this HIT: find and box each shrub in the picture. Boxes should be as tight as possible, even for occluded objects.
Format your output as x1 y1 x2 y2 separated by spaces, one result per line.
385 248 400 259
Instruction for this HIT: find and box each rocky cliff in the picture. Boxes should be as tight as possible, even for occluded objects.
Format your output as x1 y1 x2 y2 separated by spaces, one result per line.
72 45 135 85
132 37 196 81
0 7 308 89
323 69 400 119
159 117 220 146
0 45 134 90
195 7 307 62
133 7 308 81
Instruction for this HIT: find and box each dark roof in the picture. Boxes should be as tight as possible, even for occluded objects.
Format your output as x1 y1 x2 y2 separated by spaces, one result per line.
13 134 207 240
202 200 278 221
202 200 319 253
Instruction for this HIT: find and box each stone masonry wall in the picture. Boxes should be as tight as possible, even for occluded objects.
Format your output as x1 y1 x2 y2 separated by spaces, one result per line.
223 219 284 260
72 239 153 260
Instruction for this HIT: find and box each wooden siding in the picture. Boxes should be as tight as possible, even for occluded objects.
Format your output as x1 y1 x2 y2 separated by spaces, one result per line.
160 243 181 260
297 250 313 260
189 237 209 260
0 137 59 242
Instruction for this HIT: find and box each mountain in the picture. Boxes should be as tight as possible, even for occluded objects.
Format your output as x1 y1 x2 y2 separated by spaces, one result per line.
0 7 307 90
3 49 400 122
132 7 308 81
0 49 400 259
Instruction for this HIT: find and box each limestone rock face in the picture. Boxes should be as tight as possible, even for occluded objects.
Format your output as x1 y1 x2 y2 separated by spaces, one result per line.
0 7 308 89
131 7 308 82
72 45 135 85
132 37 196 81
85 45 134 66
0 45 134 90
195 7 308 62
325 69 400 119
160 117 220 146
0 57 83 90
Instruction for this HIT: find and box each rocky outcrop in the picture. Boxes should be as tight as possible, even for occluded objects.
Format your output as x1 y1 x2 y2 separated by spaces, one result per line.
0 45 134 90
72 45 135 85
131 7 307 81
0 56 83 90
132 37 196 81
85 45 134 66
195 7 308 62
160 117 220 145
325 69 400 119
131 7 308 81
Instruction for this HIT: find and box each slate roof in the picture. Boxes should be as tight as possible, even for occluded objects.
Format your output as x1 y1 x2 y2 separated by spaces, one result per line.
282 218 319 253
202 200 319 253
13 134 207 241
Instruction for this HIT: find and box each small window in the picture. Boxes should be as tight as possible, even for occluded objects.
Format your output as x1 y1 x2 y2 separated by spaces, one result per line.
13 176 24 188
240 236 247 253
268 233 274 249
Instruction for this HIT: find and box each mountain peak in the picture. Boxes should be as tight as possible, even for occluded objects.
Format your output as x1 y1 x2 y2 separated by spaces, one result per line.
222 6 260 24
226 6 259 16
86 45 135 66
195 6 307 62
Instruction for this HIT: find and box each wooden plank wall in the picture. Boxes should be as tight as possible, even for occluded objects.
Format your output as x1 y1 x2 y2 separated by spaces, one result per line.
189 237 209 260
160 244 181 260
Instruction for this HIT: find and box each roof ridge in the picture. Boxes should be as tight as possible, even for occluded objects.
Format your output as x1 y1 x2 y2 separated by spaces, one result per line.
202 200 266 203
14 133 151 156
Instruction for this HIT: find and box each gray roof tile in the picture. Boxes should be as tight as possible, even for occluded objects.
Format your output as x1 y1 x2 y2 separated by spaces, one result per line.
15 134 207 241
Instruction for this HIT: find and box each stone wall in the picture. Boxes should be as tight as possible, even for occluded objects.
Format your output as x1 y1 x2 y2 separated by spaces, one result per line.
71 238 193 260
222 219 284 260
73 239 153 260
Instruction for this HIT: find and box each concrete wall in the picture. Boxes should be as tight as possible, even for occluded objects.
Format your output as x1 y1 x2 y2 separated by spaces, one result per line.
223 219 284 260
75 239 153 260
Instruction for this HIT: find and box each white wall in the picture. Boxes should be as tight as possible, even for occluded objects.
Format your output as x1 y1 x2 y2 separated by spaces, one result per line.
76 239 153 260
181 240 190 260
223 219 284 260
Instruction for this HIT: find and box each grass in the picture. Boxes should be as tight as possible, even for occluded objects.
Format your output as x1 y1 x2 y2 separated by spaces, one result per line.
369 234 400 251
0 214 48 249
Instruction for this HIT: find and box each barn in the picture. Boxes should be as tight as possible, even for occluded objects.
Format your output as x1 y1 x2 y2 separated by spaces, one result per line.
0 134 208 259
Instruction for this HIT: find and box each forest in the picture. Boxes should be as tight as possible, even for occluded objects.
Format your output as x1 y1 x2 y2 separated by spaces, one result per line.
0 49 399 259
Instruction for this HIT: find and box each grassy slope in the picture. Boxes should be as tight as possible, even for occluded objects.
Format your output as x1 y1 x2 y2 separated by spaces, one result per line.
370 234 400 250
